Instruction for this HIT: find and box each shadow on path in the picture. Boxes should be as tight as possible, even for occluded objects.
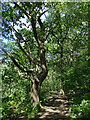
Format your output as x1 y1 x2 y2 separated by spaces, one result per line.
31 91 71 120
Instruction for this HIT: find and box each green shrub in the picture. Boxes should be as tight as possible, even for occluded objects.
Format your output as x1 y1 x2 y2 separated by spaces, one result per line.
69 99 90 119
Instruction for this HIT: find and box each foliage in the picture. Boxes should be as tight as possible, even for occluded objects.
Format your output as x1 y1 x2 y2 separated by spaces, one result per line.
69 100 90 119
63 63 90 95
1 2 89 119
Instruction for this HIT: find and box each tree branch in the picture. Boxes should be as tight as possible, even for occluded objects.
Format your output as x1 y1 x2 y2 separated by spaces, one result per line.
14 2 30 20
3 19 33 64
63 27 69 42
38 16 45 32
51 31 62 47
0 46 33 73
14 66 33 82
39 9 49 17
37 9 49 33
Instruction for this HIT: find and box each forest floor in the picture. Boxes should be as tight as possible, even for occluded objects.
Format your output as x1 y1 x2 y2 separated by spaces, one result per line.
31 91 72 120
4 91 72 120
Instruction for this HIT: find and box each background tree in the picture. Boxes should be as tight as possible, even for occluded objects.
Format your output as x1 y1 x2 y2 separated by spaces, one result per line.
45 2 89 95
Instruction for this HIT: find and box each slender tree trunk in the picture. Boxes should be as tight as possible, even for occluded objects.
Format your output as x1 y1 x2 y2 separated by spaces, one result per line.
70 50 73 67
88 2 90 67
60 45 65 95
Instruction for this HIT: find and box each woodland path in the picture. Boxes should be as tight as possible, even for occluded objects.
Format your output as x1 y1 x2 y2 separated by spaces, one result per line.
31 91 71 120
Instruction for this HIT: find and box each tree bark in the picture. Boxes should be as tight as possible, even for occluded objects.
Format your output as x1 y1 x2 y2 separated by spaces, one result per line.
88 2 90 67
60 44 65 95
31 80 40 107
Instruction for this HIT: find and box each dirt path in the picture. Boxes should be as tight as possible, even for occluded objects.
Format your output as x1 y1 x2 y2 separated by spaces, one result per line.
32 91 71 120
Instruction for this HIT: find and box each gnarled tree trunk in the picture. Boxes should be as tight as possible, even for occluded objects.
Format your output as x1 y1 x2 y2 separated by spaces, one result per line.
31 80 40 107
1 2 48 109
30 45 48 107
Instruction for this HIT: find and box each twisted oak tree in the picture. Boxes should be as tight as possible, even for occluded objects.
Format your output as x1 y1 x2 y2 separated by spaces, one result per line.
1 2 49 107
